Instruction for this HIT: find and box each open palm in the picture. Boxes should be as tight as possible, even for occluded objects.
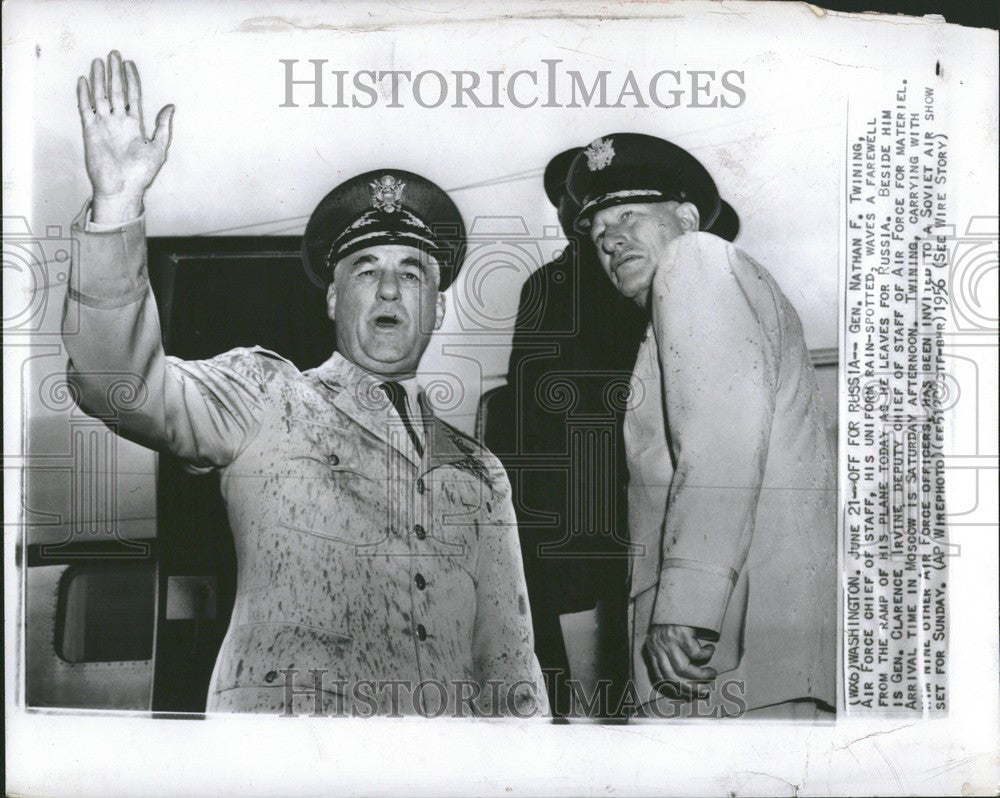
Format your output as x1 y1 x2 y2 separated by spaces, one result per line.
77 51 174 215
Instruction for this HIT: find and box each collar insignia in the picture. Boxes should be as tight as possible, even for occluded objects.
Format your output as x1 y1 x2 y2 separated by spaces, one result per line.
438 425 491 485
370 174 406 212
584 137 615 171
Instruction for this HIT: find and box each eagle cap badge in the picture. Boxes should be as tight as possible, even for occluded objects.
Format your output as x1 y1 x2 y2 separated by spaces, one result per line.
370 174 406 212
584 137 615 171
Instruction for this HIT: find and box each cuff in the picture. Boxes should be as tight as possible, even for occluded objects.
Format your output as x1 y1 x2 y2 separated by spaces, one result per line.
650 558 737 636
69 200 150 308
85 213 144 233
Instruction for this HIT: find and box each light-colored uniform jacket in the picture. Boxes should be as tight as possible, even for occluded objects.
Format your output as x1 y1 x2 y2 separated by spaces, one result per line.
626 232 836 714
62 208 547 718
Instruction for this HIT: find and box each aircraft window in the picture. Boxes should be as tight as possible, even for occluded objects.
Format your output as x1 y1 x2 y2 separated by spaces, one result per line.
57 563 156 663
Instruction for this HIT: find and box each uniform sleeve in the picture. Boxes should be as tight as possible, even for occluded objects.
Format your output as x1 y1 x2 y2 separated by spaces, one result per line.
62 203 269 469
649 232 778 637
471 466 550 718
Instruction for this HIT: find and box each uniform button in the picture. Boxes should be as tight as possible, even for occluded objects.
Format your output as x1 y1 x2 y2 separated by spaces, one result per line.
414 573 426 590
264 670 278 683
416 478 425 494
416 624 427 641
327 453 340 466
414 524 426 540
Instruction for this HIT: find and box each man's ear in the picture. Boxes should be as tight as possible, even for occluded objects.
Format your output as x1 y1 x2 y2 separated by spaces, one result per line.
675 202 700 233
325 281 337 322
433 291 446 331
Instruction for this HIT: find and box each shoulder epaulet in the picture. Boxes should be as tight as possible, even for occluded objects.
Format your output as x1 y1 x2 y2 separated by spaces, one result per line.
245 346 297 367
197 346 299 393
241 346 299 377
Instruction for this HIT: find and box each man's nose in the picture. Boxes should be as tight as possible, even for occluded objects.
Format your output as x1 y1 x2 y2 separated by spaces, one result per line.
602 227 626 254
377 271 400 300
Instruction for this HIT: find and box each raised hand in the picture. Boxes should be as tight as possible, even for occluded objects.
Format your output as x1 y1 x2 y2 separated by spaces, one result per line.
76 51 174 223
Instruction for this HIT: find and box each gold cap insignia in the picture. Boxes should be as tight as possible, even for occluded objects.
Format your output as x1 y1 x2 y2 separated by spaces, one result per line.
370 174 406 212
584 137 615 171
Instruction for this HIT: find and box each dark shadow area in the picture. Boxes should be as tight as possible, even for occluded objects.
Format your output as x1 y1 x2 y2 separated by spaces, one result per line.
804 0 997 29
147 235 333 712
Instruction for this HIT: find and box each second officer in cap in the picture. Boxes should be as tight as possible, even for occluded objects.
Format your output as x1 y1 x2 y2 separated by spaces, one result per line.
64 51 547 718
567 132 836 719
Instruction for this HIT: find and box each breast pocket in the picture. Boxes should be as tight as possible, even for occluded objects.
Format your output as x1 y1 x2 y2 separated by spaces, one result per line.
276 428 391 548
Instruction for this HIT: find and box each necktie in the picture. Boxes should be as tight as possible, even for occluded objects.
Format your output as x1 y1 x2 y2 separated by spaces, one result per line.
380 381 423 456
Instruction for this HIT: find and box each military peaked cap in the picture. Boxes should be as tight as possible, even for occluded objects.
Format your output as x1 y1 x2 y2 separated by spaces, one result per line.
303 169 466 289
567 133 739 242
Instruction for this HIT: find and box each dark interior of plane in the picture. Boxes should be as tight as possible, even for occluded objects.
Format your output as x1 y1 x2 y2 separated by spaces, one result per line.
149 235 332 712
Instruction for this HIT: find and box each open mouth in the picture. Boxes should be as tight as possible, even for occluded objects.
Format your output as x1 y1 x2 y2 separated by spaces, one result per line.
373 314 402 330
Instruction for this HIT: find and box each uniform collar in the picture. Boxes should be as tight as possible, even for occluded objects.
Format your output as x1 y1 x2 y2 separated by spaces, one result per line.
308 352 486 479
307 353 419 465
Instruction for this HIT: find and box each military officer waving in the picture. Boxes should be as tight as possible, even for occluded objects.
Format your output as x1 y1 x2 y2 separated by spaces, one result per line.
66 51 547 718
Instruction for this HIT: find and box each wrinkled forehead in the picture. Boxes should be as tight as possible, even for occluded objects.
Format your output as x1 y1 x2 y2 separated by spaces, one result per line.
333 244 442 281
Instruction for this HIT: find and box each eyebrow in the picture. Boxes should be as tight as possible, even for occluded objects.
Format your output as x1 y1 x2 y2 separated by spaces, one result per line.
399 256 428 273
592 206 630 234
